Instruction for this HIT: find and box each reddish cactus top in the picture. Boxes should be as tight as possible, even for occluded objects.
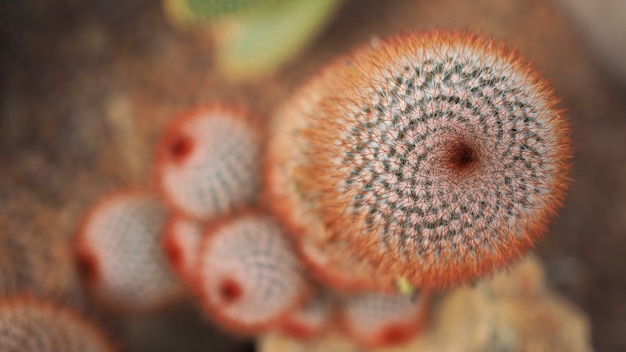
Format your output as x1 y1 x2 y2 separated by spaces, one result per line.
267 30 572 289
155 106 263 221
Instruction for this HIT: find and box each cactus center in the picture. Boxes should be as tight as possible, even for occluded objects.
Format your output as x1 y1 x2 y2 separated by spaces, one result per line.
444 138 479 175
76 248 100 284
218 277 243 304
169 134 193 163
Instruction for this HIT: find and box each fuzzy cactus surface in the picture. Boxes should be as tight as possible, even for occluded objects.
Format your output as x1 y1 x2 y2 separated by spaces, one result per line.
279 290 333 340
0 297 116 352
74 190 182 312
339 291 430 349
267 30 572 290
162 214 205 287
196 212 309 335
155 106 262 221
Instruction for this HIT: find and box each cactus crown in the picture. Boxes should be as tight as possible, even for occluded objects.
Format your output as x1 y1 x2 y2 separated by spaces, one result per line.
269 30 572 289
75 190 182 312
156 106 262 220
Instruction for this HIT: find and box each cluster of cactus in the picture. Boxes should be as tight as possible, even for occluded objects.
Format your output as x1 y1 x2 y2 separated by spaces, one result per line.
70 101 433 348
1 29 571 350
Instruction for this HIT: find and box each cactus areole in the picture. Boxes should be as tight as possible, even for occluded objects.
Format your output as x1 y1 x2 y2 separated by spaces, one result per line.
267 30 572 289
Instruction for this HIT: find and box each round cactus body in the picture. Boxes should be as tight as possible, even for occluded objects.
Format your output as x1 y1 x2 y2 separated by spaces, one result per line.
75 190 183 312
155 106 262 220
0 297 115 352
267 31 572 289
196 213 309 335
339 291 429 349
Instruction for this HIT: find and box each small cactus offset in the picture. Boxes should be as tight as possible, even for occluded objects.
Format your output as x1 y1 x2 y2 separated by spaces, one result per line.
278 290 333 340
267 30 572 289
162 214 205 287
296 237 397 293
338 291 430 349
74 190 183 312
195 212 309 335
0 297 116 352
155 106 262 221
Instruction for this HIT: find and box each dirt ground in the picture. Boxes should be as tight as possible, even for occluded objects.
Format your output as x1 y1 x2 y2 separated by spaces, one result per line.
1 0 626 351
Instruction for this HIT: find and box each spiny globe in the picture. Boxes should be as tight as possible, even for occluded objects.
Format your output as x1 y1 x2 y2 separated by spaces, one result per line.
0 297 115 352
155 105 262 221
74 189 183 312
267 30 572 289
195 212 310 335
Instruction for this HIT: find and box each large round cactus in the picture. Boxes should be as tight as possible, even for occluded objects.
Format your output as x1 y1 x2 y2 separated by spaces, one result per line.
267 30 572 290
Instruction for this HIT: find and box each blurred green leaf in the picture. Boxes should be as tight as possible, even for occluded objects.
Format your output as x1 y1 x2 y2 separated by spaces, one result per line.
396 276 415 297
213 0 341 81
165 0 289 26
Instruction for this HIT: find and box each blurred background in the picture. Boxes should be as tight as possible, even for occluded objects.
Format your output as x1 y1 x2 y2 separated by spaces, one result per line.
1 0 625 351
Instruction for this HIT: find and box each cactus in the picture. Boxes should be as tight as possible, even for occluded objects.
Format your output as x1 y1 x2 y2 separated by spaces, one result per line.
279 290 333 340
339 291 430 349
155 106 262 221
74 190 183 312
296 237 397 293
162 214 205 287
0 297 115 352
195 212 309 335
267 30 572 289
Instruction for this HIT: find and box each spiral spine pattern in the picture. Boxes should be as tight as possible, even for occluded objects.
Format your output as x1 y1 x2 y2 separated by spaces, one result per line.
267 30 572 289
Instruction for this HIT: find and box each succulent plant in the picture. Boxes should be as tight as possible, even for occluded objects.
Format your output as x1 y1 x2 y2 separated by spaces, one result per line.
74 190 183 312
339 291 430 349
162 214 205 287
295 236 397 293
195 212 309 335
267 30 572 290
279 289 333 340
155 106 262 221
0 297 116 352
